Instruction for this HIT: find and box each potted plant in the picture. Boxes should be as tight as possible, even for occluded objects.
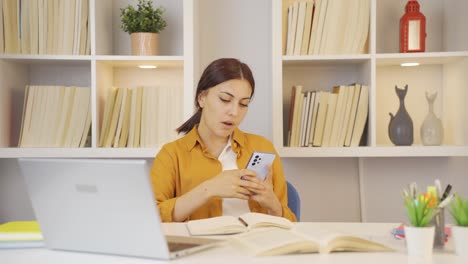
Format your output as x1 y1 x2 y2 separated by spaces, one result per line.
449 193 468 256
402 183 437 258
120 0 167 55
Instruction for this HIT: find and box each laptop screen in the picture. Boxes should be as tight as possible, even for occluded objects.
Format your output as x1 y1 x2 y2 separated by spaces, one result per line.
19 158 174 259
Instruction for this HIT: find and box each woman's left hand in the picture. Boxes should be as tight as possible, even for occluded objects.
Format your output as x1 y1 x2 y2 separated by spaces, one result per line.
243 165 282 217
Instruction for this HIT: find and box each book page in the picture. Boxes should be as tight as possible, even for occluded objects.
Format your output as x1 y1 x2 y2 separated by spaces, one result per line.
230 228 318 256
295 225 393 253
187 216 246 236
239 212 293 230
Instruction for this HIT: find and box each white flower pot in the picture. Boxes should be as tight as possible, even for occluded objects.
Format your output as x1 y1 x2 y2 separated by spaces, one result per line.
452 226 468 256
404 225 435 258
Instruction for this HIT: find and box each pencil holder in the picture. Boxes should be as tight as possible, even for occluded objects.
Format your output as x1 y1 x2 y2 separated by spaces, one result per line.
431 208 445 247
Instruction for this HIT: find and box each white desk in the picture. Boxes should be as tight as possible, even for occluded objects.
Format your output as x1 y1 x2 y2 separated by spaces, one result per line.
1 222 467 264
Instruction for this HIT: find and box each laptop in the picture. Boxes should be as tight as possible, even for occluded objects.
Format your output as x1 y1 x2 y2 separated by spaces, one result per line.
18 158 220 260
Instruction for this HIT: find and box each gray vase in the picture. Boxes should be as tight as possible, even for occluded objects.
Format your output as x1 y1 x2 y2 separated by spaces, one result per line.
420 91 443 145
388 85 413 146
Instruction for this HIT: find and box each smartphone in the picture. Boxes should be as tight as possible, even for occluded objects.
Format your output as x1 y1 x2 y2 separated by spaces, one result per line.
245 151 276 181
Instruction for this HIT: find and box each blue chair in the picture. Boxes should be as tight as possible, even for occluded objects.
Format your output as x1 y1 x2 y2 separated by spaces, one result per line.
286 181 301 221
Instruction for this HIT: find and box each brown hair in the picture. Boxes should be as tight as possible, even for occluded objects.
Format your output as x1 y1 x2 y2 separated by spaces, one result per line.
176 58 255 134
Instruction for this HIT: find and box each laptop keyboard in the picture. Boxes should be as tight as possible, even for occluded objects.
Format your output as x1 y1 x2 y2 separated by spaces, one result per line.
167 242 199 252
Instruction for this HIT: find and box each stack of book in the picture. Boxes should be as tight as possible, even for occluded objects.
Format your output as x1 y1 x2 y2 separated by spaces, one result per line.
283 0 370 55
0 221 44 249
1 0 90 55
287 83 368 147
99 86 182 148
18 85 91 148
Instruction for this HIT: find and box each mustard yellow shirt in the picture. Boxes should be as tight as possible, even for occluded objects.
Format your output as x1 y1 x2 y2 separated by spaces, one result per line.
150 126 297 222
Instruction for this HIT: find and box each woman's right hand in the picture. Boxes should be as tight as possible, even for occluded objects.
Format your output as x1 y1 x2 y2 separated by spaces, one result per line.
203 169 265 200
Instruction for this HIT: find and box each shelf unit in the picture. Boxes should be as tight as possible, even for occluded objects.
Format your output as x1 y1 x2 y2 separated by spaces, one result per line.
272 0 468 157
0 0 197 158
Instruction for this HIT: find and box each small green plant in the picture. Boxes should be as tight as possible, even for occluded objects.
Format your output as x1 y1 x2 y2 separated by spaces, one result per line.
120 0 167 34
403 183 437 227
450 193 468 226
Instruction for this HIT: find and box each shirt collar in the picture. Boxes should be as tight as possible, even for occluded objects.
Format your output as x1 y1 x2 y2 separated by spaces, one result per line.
183 125 246 153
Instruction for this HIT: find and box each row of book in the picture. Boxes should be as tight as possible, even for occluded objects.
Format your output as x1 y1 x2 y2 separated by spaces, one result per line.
0 0 90 55
287 83 368 147
99 86 182 148
284 0 369 56
19 85 91 148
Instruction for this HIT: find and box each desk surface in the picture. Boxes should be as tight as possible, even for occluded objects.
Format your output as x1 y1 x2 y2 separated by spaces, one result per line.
1 222 467 264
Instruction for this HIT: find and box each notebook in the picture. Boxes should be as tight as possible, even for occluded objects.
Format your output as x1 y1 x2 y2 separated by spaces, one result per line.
18 158 220 260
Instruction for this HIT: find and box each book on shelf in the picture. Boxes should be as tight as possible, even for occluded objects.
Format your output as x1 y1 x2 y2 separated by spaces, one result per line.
103 87 124 148
287 85 298 146
344 84 361 147
230 227 393 256
337 84 355 146
282 0 296 55
320 93 337 147
99 88 117 147
186 212 293 236
298 90 310 147
328 85 349 147
288 1 299 56
310 0 329 55
133 86 143 147
312 91 329 147
3 0 20 53
300 1 314 55
307 91 320 146
304 91 316 147
0 0 4 53
349 84 369 147
0 221 44 249
293 1 306 56
289 85 303 147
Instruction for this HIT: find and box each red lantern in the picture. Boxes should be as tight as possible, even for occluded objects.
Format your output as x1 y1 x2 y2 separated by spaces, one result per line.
400 0 426 53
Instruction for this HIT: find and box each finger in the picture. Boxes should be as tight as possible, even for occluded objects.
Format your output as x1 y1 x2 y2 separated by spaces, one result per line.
265 165 273 182
239 177 265 190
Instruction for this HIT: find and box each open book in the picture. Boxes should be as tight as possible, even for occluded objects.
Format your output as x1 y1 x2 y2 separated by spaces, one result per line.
186 212 294 236
230 228 393 256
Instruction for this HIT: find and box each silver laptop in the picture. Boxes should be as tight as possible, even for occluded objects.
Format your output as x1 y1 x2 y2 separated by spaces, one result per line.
18 158 220 260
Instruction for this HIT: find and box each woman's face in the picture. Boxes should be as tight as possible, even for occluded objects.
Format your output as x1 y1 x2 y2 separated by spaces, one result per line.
198 79 252 139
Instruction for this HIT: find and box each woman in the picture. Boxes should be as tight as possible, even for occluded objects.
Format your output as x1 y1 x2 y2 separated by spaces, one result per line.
150 58 296 222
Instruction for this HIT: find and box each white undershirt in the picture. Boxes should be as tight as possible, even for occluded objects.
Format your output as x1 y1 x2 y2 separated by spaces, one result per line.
218 137 250 217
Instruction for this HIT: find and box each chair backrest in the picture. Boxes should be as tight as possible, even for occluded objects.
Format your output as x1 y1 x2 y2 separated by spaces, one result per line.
286 181 301 221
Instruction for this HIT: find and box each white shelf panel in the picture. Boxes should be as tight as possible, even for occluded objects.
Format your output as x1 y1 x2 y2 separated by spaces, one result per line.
283 54 371 66
278 146 468 157
376 52 468 66
94 56 184 68
0 55 92 65
0 148 161 158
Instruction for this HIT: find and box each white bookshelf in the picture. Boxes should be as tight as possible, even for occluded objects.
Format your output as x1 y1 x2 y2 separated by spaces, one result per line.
0 0 197 158
272 0 468 157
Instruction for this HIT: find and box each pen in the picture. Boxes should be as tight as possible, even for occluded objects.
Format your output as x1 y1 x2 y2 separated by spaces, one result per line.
440 184 452 202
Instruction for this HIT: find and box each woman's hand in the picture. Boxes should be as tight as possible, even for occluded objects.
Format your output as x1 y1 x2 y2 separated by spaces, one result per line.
243 166 282 216
203 169 265 200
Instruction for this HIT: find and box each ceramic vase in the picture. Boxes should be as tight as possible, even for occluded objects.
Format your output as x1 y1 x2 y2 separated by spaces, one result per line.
420 91 443 146
388 85 413 145
452 226 468 256
131 32 159 56
404 225 434 258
